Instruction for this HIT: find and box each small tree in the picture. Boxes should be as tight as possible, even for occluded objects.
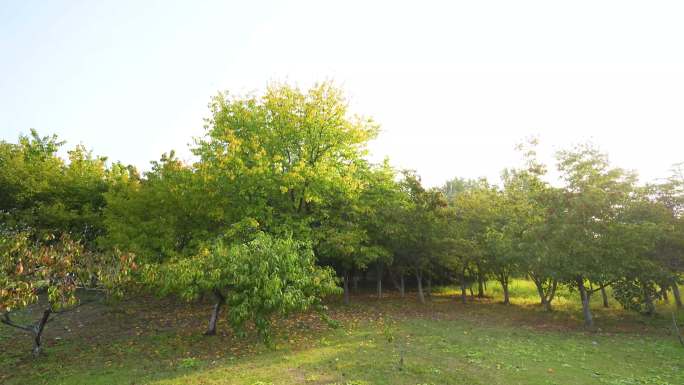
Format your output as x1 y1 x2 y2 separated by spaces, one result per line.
0 232 135 356
143 232 340 340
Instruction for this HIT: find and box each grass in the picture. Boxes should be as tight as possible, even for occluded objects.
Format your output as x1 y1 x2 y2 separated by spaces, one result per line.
1 280 683 384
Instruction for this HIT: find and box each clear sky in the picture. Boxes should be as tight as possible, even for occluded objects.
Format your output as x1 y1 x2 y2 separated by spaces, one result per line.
2 0 683 187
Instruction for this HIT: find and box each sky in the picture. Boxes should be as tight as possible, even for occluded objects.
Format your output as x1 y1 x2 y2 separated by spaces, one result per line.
1 0 683 187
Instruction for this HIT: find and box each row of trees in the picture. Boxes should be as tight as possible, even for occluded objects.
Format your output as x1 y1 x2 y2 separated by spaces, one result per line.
440 142 684 327
2 83 683 356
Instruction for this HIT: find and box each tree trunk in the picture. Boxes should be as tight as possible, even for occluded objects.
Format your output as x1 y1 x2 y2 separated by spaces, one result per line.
661 285 670 303
503 282 510 305
343 271 350 305
377 266 383 300
32 309 52 357
600 285 609 308
426 276 432 298
400 275 405 298
477 276 485 298
352 274 359 293
548 280 558 305
499 275 510 305
205 290 225 335
642 283 656 316
416 270 425 304
577 278 594 328
672 282 683 309
535 280 546 307
533 277 556 311
461 282 467 304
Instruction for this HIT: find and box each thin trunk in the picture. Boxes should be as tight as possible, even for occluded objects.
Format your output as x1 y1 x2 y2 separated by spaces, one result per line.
672 282 682 309
32 309 51 357
547 280 558 306
343 271 350 305
534 279 546 306
377 264 383 300
499 274 510 305
469 286 474 298
503 282 510 305
477 276 484 298
600 285 609 308
426 277 432 298
642 283 656 316
460 269 467 304
534 277 556 311
400 275 405 298
577 278 594 328
205 290 225 335
416 270 425 304
352 274 359 293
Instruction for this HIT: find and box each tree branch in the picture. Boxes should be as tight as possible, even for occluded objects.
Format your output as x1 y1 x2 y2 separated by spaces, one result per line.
1 312 34 333
587 280 616 294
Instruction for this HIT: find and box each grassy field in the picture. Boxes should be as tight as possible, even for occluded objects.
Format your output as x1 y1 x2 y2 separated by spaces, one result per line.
1 280 683 385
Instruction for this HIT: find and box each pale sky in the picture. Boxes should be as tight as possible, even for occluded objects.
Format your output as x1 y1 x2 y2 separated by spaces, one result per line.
2 1 683 187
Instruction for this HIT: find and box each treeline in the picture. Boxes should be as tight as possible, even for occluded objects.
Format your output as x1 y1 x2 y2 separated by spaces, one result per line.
2 83 683 355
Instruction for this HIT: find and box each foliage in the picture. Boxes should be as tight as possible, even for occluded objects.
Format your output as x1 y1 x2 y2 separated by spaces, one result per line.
0 232 135 313
193 82 378 240
0 231 136 355
143 232 340 340
612 279 654 313
0 130 110 245
101 151 215 262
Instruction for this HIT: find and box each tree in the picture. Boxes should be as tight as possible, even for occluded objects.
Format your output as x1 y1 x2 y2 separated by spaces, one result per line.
189 82 380 300
315 161 400 303
652 166 684 308
611 186 676 314
193 82 378 240
499 168 562 311
0 231 135 356
484 191 517 305
554 144 636 327
0 130 110 245
396 171 447 304
449 179 500 301
143 232 340 339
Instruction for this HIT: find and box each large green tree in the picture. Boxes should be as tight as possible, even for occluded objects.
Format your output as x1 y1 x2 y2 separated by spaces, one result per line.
193 82 378 239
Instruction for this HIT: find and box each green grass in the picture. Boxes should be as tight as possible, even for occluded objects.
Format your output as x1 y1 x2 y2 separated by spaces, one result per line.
1 282 683 384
